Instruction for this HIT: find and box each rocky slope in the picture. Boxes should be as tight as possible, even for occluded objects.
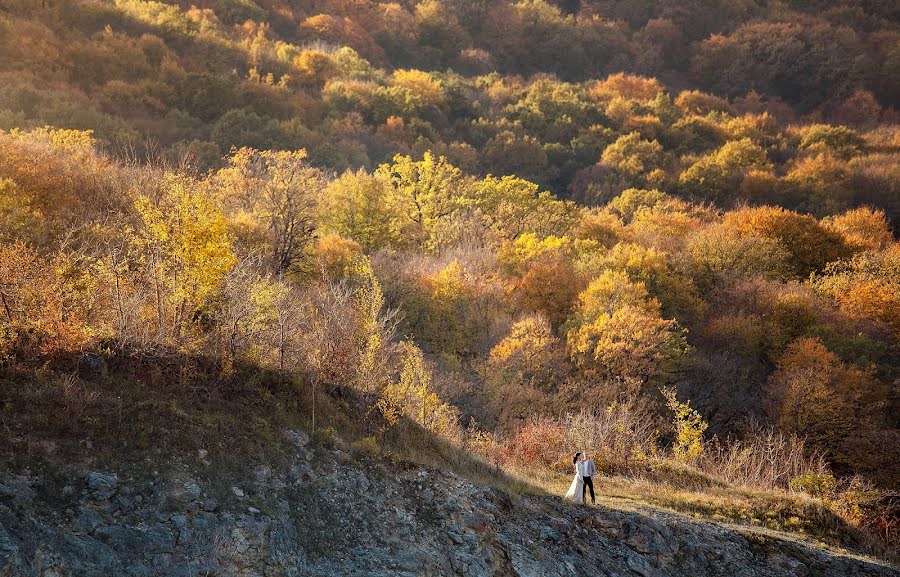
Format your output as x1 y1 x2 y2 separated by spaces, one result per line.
1 430 897 577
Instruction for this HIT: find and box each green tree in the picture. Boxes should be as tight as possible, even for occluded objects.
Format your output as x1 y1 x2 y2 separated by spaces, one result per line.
679 138 772 206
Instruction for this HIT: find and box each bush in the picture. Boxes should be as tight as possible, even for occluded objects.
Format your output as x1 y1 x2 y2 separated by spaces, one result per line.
790 473 837 498
350 435 380 458
561 396 658 475
499 416 566 468
312 426 338 448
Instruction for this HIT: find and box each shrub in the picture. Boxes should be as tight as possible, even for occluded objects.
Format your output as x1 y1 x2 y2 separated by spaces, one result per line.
561 395 658 474
500 416 566 468
790 473 837 498
662 387 708 465
705 427 829 491
350 435 380 458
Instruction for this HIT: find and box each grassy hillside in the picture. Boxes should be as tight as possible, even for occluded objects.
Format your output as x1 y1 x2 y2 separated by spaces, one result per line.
1 353 896 561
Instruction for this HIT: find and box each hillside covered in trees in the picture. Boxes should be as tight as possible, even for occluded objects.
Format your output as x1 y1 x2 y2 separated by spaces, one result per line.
1 0 899 558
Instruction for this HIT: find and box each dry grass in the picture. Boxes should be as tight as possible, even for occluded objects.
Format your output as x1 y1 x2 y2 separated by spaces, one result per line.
490 458 896 562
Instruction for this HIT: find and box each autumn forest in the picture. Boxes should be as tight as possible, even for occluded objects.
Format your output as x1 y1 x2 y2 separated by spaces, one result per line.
0 0 898 553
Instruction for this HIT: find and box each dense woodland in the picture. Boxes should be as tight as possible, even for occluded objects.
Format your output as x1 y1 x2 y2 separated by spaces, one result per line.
0 0 898 531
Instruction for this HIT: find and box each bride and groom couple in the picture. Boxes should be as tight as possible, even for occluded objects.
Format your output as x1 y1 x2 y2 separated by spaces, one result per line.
564 452 596 505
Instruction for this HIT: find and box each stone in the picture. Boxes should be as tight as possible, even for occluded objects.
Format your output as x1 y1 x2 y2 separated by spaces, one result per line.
450 549 493 577
168 561 218 577
231 486 245 498
1 460 896 577
144 525 176 554
127 564 153 577
0 479 35 504
253 465 273 483
282 429 310 448
169 513 187 528
289 463 317 484
85 472 118 501
626 552 658 577
74 506 103 534
114 495 137 514
540 526 562 543
168 478 202 505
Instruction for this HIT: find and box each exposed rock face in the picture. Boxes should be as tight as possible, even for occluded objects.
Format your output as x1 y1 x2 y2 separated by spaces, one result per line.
0 435 896 577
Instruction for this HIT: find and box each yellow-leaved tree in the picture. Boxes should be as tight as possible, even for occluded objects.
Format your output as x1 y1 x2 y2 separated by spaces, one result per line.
661 386 708 465
375 152 472 251
133 174 236 342
566 270 687 385
322 169 404 252
376 340 457 443
353 257 396 395
216 147 324 275
481 315 567 428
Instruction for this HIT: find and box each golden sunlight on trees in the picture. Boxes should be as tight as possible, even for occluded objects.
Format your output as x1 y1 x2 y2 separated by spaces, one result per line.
215 259 287 369
592 73 663 102
0 241 96 355
722 206 850 276
404 260 476 359
487 316 564 388
471 175 577 241
2 0 900 509
685 223 791 294
322 169 403 252
516 252 583 330
599 132 667 191
815 247 900 336
679 138 772 206
218 147 324 275
376 152 471 251
606 188 669 223
583 242 703 319
782 153 854 216
481 315 567 427
662 386 708 465
822 207 893 252
133 174 236 341
353 258 395 395
377 340 457 438
566 270 686 384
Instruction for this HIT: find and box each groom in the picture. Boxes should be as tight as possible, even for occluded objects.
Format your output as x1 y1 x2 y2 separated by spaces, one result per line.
579 452 596 505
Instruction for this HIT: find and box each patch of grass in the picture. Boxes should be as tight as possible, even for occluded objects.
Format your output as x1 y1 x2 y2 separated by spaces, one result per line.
504 462 896 562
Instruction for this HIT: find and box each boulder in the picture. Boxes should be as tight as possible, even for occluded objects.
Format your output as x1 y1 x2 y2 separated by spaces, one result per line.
85 472 118 501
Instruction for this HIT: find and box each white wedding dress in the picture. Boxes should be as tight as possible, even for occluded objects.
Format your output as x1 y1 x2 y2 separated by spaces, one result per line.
564 462 584 503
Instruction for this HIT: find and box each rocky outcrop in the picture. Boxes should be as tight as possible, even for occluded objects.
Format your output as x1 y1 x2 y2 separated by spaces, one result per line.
0 432 896 577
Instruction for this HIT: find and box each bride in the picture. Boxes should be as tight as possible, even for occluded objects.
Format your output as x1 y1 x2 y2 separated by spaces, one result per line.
565 452 584 504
